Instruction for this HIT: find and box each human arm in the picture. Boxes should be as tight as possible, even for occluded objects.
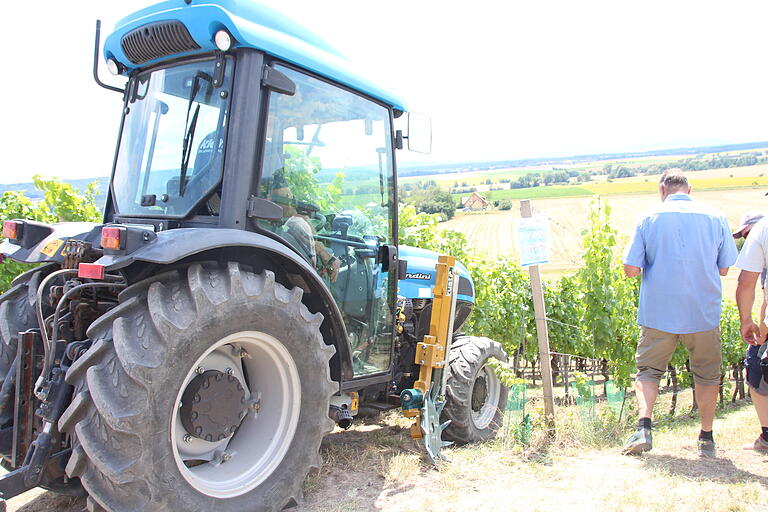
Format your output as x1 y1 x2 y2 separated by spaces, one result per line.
622 221 645 279
734 220 768 344
717 216 738 274
761 287 768 343
736 269 762 345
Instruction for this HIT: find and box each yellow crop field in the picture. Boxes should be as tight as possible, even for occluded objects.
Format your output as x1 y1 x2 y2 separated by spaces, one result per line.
442 188 768 300
583 175 768 196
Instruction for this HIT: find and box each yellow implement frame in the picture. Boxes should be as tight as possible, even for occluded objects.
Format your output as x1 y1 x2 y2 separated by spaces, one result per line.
405 255 459 440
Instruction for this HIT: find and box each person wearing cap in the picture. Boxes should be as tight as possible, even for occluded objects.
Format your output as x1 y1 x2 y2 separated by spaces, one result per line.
622 169 738 457
733 211 768 451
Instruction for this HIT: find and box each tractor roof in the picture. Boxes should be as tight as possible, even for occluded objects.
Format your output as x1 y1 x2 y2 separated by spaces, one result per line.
103 0 407 111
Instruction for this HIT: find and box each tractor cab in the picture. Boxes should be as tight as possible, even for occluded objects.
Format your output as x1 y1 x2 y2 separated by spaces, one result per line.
110 50 397 377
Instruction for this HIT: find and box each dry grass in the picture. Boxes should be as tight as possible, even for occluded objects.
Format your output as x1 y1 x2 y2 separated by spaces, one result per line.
3 388 765 512
299 388 768 512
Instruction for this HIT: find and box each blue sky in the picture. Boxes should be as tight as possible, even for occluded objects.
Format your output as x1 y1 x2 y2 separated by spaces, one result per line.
1 0 766 184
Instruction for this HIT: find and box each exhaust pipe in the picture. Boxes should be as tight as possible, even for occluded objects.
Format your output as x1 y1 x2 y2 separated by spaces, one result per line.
329 405 353 430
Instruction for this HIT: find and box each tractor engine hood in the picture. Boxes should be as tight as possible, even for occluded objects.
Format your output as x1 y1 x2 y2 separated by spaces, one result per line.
398 245 474 304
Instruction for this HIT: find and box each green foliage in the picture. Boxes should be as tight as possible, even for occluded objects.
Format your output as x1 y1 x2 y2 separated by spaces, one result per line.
403 186 457 220
487 357 528 387
283 145 344 211
572 371 593 399
398 205 469 262
32 175 101 222
0 176 101 293
575 198 639 387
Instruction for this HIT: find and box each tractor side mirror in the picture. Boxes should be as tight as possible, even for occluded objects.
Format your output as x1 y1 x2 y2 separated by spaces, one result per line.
406 112 432 154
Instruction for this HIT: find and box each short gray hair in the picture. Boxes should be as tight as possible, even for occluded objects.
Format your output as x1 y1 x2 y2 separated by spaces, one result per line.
659 170 688 190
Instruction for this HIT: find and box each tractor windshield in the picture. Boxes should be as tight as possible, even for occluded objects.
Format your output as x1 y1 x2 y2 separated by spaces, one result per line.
112 58 234 217
259 64 396 376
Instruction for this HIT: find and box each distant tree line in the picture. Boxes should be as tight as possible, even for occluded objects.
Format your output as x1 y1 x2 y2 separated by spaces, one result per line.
603 152 767 178
511 169 579 189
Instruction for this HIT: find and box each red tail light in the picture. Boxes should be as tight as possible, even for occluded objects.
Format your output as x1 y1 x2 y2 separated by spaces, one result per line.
78 263 105 280
100 226 125 251
2 221 22 240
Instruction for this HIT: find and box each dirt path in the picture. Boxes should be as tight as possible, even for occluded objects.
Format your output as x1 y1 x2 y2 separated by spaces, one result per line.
6 405 766 512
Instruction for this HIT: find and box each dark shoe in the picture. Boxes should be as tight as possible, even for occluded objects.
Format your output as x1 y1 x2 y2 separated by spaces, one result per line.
622 427 652 455
745 435 768 452
698 438 716 458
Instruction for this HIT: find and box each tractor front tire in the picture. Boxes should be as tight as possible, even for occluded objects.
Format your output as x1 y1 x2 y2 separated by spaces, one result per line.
442 335 508 444
59 263 336 512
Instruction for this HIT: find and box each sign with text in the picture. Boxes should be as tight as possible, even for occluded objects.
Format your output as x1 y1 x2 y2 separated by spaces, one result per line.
517 216 550 267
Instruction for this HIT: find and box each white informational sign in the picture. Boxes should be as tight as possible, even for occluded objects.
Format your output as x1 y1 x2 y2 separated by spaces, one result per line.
517 216 550 267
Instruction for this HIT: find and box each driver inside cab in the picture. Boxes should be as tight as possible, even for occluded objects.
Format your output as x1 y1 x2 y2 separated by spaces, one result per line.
270 171 341 282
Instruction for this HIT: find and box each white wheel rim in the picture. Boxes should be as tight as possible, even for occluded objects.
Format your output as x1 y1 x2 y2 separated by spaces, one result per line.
471 363 501 430
170 331 301 498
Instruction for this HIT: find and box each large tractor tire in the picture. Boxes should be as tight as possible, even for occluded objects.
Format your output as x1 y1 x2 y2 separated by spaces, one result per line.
442 335 508 444
59 263 336 512
0 265 55 401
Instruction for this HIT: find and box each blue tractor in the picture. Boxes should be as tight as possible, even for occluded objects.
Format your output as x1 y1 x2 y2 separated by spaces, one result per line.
0 1 507 510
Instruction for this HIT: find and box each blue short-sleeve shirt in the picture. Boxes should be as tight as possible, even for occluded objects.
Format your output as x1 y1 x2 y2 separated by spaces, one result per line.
623 193 738 334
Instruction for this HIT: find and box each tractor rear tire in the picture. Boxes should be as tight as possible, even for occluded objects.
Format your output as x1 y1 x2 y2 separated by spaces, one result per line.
59 263 336 512
442 335 508 444
0 265 55 401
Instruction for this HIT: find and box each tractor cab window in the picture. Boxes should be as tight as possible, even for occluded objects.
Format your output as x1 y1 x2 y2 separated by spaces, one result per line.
259 65 395 377
112 58 233 218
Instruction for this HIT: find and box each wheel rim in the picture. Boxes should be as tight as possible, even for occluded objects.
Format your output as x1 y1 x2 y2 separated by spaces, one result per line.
470 363 501 430
170 331 301 498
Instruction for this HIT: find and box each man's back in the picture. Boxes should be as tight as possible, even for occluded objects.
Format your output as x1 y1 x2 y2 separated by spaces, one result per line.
624 193 736 334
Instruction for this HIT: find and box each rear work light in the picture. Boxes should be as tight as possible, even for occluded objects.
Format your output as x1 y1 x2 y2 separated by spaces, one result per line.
100 226 126 251
2 221 23 240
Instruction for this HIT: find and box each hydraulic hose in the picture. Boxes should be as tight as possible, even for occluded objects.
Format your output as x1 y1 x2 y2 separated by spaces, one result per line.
34 276 126 400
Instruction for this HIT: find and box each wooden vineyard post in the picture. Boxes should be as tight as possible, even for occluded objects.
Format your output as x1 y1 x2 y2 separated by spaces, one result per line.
520 199 556 433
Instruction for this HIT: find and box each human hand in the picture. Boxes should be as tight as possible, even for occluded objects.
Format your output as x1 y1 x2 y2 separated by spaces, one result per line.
329 258 340 283
759 321 768 346
741 321 762 345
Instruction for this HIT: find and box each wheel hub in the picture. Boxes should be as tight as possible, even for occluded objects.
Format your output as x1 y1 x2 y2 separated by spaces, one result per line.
180 370 248 442
471 375 488 412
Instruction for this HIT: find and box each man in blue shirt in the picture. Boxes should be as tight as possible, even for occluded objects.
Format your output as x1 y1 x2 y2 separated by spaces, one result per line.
622 170 738 457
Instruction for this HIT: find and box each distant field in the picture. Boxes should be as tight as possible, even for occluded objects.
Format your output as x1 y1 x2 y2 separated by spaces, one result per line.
442 188 768 303
485 186 592 200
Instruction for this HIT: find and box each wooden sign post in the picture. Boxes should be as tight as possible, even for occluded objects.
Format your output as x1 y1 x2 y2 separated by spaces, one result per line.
519 199 556 432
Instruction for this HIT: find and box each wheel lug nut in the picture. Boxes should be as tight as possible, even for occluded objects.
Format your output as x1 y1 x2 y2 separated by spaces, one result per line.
225 368 233 376
195 366 204 374
183 434 192 443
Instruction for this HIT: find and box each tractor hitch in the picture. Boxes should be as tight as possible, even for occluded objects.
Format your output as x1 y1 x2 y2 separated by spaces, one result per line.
0 331 75 504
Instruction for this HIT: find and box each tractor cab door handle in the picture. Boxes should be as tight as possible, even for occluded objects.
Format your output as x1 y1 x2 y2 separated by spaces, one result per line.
379 244 397 273
379 245 408 279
